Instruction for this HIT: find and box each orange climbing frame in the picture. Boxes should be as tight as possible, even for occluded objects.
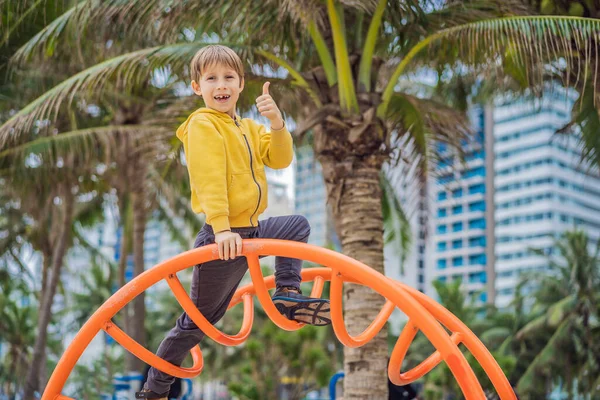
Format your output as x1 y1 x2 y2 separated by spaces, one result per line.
42 240 517 400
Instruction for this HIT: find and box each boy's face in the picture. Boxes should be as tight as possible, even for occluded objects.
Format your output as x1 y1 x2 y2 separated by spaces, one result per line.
191 63 244 118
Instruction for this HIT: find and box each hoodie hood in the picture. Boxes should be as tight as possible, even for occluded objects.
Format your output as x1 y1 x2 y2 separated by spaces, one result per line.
176 107 239 141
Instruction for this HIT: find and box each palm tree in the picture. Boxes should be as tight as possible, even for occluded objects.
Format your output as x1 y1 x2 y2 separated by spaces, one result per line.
3 1 600 397
2 4 202 390
518 1 600 174
515 230 600 398
0 280 36 396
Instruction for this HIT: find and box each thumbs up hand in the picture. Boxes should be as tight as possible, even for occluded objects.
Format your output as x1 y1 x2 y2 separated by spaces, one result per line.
256 82 284 130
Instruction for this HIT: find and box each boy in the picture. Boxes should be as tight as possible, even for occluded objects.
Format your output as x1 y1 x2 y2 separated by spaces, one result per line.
136 45 331 399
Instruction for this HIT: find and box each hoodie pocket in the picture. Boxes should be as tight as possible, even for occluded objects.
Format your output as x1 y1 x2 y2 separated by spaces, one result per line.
228 172 258 217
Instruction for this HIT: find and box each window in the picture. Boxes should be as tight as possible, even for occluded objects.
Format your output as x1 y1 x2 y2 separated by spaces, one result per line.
464 166 485 179
418 260 424 269
468 201 485 212
466 150 485 161
468 183 485 195
439 156 453 168
469 218 486 230
452 188 463 198
438 276 447 282
452 205 463 215
438 191 448 201
437 259 447 269
469 254 487 265
480 292 488 303
469 272 487 283
437 224 447 234
438 174 453 184
469 236 486 247
438 208 447 217
437 242 447 252
452 239 463 249
452 256 464 267
452 222 463 232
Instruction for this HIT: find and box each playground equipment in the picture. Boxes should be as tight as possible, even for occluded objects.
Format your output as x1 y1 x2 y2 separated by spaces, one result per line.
42 239 517 399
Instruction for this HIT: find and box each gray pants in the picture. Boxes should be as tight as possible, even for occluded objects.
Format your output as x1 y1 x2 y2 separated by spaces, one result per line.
146 215 311 393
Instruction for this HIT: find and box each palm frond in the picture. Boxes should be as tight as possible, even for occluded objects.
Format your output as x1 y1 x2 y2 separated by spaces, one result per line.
570 81 600 168
385 93 471 171
380 16 600 116
256 50 323 107
327 0 359 112
307 21 337 87
1 42 208 142
9 1 79 65
0 125 172 169
517 316 573 392
387 0 530 52
10 1 306 66
357 0 386 92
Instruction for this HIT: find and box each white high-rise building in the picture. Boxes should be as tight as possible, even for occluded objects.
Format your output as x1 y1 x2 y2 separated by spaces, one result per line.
426 106 490 303
492 91 600 307
427 90 600 307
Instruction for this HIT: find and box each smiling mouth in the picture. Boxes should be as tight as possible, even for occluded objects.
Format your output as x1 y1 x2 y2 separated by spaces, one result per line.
214 95 230 101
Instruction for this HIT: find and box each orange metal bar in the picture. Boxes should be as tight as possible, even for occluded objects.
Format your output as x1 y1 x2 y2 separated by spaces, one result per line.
394 282 517 399
246 254 305 331
389 320 463 384
330 269 396 347
42 239 516 400
103 322 203 378
166 274 254 345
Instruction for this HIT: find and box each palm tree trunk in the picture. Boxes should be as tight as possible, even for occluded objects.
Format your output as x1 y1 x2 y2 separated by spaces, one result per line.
40 254 50 300
116 192 136 370
24 186 74 399
129 165 147 372
320 155 389 399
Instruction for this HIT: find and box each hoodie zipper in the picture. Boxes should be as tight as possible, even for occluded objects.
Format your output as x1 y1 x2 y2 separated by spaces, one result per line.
235 118 262 227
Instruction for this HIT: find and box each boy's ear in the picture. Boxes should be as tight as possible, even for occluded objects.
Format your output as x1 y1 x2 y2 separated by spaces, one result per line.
191 80 202 96
239 77 244 92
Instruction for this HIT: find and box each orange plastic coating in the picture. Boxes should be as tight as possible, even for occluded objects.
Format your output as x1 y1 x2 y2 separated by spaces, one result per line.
166 274 254 345
41 239 516 400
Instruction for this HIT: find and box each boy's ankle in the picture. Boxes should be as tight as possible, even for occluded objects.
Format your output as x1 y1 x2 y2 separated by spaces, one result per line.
276 285 302 294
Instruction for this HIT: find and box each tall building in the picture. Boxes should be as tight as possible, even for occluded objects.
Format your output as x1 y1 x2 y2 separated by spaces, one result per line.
492 91 600 307
426 106 490 303
428 91 600 308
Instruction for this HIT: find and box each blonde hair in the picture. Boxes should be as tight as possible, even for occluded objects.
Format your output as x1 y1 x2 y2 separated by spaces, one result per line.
190 45 245 84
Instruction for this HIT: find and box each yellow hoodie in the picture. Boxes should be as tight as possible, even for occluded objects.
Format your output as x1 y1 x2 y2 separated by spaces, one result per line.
176 108 293 233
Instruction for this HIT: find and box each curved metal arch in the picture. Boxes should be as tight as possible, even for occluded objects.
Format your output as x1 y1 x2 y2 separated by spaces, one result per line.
42 239 516 400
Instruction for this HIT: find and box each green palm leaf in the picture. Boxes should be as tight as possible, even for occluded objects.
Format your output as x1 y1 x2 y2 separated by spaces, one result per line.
380 16 600 116
0 125 171 163
327 0 359 113
0 42 207 140
570 81 600 168
357 0 386 92
385 93 471 172
517 316 573 392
